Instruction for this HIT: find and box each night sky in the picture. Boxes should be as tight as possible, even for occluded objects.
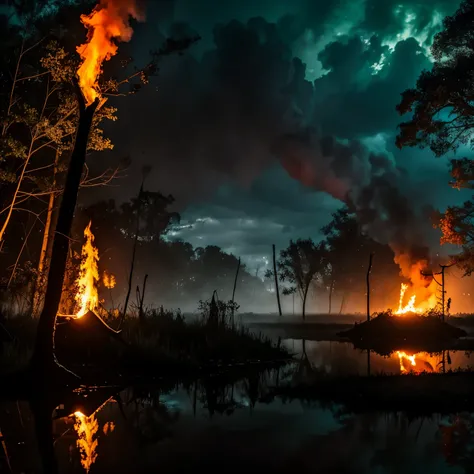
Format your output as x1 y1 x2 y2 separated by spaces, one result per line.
95 0 470 275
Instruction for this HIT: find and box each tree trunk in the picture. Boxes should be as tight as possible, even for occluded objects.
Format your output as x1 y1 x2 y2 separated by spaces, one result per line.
328 278 334 314
272 244 282 316
339 293 345 315
32 87 99 372
366 253 374 322
119 181 144 328
138 274 148 324
32 151 60 318
231 257 240 328
302 285 309 321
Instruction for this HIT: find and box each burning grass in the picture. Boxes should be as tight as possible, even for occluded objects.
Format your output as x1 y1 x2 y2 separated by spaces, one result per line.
338 311 467 355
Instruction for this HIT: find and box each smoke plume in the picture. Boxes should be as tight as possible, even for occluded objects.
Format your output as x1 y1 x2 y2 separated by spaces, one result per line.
110 13 445 291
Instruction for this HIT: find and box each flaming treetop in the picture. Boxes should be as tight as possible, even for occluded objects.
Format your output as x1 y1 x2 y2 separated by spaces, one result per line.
75 221 99 317
76 0 145 105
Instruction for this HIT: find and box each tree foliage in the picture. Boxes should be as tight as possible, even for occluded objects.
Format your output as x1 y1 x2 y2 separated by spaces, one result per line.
0 0 198 306
396 0 474 274
73 198 267 312
396 0 474 159
322 207 399 305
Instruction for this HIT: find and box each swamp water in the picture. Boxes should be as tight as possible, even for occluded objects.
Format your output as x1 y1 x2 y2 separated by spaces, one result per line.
1 341 473 473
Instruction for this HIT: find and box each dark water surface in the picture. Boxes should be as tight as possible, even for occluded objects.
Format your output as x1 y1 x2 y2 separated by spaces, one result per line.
284 339 474 375
1 341 474 473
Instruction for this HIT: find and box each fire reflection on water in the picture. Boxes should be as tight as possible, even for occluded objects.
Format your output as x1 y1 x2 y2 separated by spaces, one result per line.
73 411 98 473
285 340 470 376
396 351 438 373
69 398 115 472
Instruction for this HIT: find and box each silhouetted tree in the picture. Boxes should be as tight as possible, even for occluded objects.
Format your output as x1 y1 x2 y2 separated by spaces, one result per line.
321 207 399 312
269 239 327 320
0 1 199 312
396 0 474 273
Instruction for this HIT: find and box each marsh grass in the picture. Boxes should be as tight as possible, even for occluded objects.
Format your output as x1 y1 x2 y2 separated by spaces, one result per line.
0 303 290 376
119 305 288 368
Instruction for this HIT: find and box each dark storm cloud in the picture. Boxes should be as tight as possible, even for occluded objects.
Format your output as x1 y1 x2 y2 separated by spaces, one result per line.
169 165 340 268
361 0 457 40
112 16 300 204
98 0 467 273
313 37 432 137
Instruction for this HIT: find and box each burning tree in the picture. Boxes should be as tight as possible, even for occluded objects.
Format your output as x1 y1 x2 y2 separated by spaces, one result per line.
396 0 474 274
27 0 196 372
0 6 122 313
0 1 197 316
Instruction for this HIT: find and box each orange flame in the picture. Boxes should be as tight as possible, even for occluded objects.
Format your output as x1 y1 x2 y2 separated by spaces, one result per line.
71 398 115 471
396 351 417 372
395 283 424 314
74 411 99 472
76 0 145 105
102 270 116 289
396 351 436 373
393 257 438 315
75 221 99 317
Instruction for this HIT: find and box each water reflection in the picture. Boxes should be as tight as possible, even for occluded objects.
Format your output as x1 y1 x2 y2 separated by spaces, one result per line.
1 359 474 473
48 381 474 473
284 340 474 375
73 411 99 472
69 396 116 473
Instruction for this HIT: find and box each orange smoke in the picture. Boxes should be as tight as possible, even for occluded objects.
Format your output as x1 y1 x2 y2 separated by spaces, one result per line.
75 221 99 317
76 0 145 105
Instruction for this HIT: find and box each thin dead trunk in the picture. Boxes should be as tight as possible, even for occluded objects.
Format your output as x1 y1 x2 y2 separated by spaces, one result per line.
0 130 38 243
366 253 374 322
0 43 50 243
32 151 59 317
32 83 99 372
328 278 334 314
272 244 282 316
119 182 143 328
339 293 346 315
302 284 309 321
7 217 37 288
231 257 240 328
138 274 148 323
